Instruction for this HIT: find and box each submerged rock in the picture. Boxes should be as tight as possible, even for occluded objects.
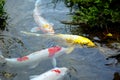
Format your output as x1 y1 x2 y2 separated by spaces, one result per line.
113 72 120 80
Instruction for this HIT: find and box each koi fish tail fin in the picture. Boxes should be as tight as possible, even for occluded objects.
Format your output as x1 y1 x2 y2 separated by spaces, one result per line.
21 31 53 39
0 51 6 63
21 31 42 36
34 0 41 16
35 0 41 7
66 46 75 54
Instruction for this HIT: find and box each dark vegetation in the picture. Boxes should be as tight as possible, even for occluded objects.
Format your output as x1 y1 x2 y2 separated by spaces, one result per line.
0 0 8 31
64 0 120 27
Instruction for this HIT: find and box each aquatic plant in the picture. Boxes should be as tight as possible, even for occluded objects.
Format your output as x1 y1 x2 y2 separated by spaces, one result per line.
0 0 7 31
63 0 120 28
0 0 5 16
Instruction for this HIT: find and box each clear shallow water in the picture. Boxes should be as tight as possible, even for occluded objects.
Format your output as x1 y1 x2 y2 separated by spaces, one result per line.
0 0 120 80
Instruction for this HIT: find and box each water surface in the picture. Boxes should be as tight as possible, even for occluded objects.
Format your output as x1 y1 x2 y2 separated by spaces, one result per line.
0 0 120 80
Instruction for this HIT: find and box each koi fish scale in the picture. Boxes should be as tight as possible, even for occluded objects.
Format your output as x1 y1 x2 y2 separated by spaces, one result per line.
48 46 62 57
52 69 61 74
17 56 29 62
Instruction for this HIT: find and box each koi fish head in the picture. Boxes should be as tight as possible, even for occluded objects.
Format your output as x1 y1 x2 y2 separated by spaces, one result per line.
87 42 96 47
42 24 55 34
48 46 63 57
51 67 68 76
48 45 73 57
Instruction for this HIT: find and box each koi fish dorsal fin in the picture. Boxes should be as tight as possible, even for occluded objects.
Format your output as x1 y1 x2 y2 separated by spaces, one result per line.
52 57 57 68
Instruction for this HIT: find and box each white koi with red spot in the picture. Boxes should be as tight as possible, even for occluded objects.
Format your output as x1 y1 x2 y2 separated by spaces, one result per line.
30 67 68 80
0 46 73 68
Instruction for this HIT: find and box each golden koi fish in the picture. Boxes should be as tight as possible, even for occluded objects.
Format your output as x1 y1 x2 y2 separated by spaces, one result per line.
21 31 96 47
56 34 96 47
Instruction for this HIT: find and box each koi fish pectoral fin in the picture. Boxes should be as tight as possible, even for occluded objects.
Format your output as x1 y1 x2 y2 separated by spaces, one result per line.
29 75 39 79
52 57 57 68
66 46 75 54
30 27 41 32
29 62 39 69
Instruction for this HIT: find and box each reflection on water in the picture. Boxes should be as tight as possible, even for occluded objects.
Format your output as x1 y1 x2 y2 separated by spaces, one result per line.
0 0 119 80
113 72 120 80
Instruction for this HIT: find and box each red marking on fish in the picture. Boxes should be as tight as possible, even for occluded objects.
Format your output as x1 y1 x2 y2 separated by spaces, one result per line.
52 69 61 74
48 46 62 57
17 56 29 62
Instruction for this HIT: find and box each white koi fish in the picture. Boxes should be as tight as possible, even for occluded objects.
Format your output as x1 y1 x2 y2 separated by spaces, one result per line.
31 0 55 34
30 67 68 80
0 46 74 68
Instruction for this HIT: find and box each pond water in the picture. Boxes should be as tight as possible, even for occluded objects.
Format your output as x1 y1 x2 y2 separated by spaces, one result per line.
0 0 120 80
